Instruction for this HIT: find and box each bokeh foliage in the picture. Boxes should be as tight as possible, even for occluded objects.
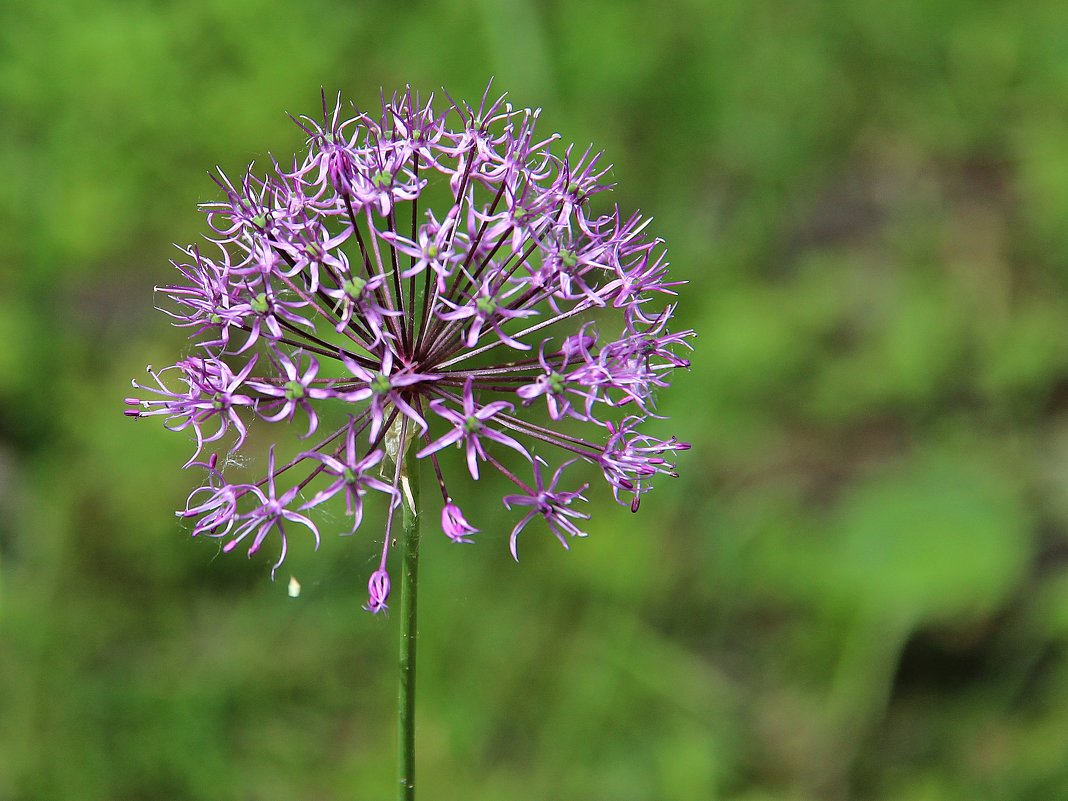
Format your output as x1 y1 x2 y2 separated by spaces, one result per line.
3 1 1068 799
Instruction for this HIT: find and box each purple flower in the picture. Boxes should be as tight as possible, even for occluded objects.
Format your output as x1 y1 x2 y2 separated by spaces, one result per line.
503 460 590 561
516 334 597 421
126 356 258 464
366 569 391 614
441 501 478 543
248 348 334 437
127 83 692 611
319 252 401 344
178 454 257 538
338 348 435 443
218 448 320 578
300 419 399 531
436 276 537 350
599 415 691 511
417 377 528 479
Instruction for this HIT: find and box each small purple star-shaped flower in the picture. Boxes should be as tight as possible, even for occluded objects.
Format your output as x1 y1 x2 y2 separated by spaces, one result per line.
417 377 529 479
503 460 590 561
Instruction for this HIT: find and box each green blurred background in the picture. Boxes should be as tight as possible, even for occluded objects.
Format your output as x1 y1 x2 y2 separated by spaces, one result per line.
3 1 1068 799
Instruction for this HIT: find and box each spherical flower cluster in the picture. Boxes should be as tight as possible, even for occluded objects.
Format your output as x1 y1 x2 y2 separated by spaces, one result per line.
126 85 692 611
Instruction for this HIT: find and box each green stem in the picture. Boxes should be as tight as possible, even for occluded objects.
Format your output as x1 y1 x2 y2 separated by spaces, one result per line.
397 453 421 801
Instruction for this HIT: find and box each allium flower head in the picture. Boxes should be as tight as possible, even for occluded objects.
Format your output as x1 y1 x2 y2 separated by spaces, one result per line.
126 84 692 611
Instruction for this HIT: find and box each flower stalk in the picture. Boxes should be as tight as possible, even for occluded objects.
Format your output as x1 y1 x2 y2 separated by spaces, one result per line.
397 450 421 801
